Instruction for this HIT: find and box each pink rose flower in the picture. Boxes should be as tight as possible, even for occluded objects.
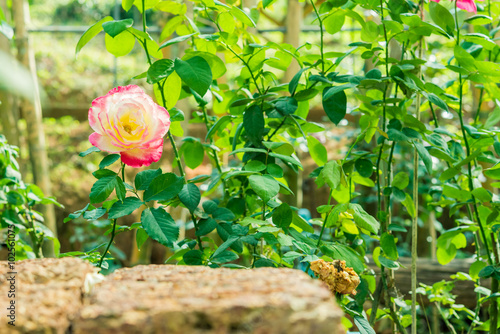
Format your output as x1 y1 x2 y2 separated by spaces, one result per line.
430 0 481 13
89 85 170 168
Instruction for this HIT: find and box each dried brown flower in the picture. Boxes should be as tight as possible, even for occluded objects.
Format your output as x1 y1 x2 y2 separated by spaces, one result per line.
310 259 361 295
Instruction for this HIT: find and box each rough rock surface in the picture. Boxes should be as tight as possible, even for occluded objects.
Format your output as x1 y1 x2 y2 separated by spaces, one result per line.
1 259 344 334
0 257 97 334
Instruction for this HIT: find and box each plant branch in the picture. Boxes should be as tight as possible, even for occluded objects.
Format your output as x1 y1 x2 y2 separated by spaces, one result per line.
98 219 117 269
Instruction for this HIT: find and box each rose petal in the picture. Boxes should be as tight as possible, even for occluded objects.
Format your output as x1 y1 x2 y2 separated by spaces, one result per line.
457 0 476 12
120 139 164 168
89 133 121 153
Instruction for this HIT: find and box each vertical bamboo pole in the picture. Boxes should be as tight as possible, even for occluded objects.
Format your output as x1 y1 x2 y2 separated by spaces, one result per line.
283 0 303 208
12 0 57 257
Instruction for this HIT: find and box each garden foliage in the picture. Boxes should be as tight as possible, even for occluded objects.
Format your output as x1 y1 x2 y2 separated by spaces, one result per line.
61 0 500 332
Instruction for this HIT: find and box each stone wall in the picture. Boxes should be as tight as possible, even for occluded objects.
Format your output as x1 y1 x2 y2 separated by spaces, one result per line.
0 258 344 334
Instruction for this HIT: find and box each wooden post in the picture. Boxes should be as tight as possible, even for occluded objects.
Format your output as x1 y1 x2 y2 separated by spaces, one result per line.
284 0 302 83
283 0 303 208
0 0 20 148
12 0 57 256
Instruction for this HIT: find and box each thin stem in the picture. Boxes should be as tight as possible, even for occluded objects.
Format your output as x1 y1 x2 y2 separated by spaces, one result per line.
375 140 386 227
267 116 287 141
201 106 224 175
191 213 204 251
304 190 333 274
121 162 125 182
98 219 117 269
474 89 484 124
412 4 424 331
309 0 324 73
140 1 185 178
381 271 408 334
25 208 43 258
317 190 333 248
429 102 439 127
369 277 383 325
436 303 458 334
205 6 263 95
380 0 390 78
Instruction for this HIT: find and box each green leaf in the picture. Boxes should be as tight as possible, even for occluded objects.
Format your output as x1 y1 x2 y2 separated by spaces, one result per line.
289 67 308 95
320 243 364 274
206 115 234 140
212 207 236 221
143 173 185 202
349 203 380 234
212 235 239 259
465 14 492 25
76 16 113 57
254 258 277 267
174 56 212 96
267 163 284 178
249 175 280 203
319 161 342 189
454 45 477 72
380 232 398 260
402 193 416 218
93 169 116 179
105 31 135 57
182 51 227 79
202 200 218 214
472 188 492 203
155 0 187 14
109 197 144 219
147 59 174 84
135 168 162 191
272 203 293 229
114 176 126 202
183 249 204 265
413 142 433 173
196 218 217 236
243 105 265 146
218 12 235 33
178 183 201 212
275 97 298 116
307 136 328 166
354 317 376 334
324 11 345 35
291 212 314 233
79 146 100 157
379 256 400 269
136 228 149 250
90 176 116 204
6 192 24 206
262 141 295 156
211 250 239 264
437 244 457 265
427 93 448 111
244 160 266 172
159 32 197 50
392 172 409 190
102 19 134 38
429 1 455 36
355 158 373 178
122 0 135 11
182 141 204 169
141 207 179 247
99 154 121 169
230 6 256 27
322 88 347 125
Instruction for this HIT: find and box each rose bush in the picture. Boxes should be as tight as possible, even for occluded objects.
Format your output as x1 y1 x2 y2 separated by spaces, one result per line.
88 85 170 168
